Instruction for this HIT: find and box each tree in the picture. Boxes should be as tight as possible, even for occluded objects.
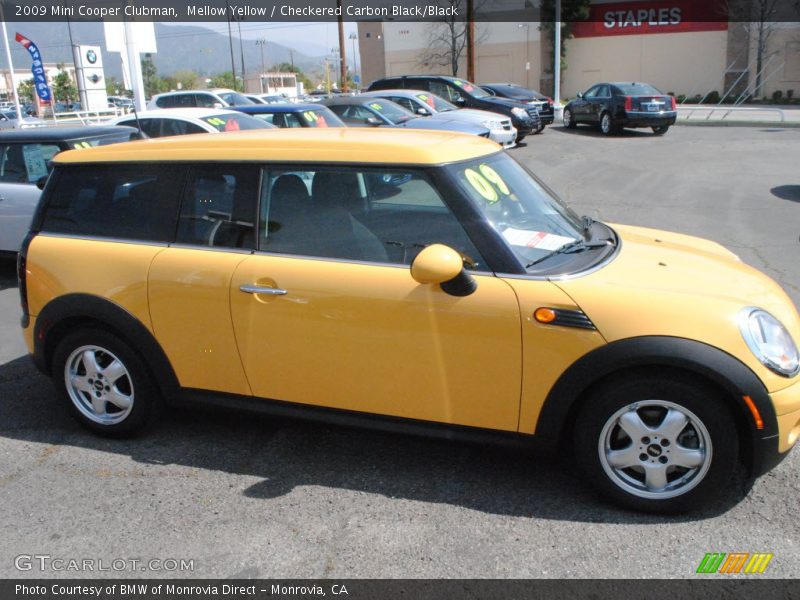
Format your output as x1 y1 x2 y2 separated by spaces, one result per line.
171 70 201 91
417 0 489 77
17 77 35 103
210 71 237 89
141 54 160 98
105 76 123 96
51 67 78 103
539 0 592 86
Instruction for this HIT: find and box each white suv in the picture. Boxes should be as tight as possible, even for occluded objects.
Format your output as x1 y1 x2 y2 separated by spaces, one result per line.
148 89 254 110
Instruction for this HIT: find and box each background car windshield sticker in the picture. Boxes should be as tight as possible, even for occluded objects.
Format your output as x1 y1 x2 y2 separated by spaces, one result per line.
21 145 49 181
453 79 475 92
303 111 328 128
417 94 435 108
369 103 383 110
224 118 240 132
503 228 575 250
72 141 92 149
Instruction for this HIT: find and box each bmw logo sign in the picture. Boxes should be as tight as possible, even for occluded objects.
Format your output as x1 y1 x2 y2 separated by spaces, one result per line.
86 49 97 64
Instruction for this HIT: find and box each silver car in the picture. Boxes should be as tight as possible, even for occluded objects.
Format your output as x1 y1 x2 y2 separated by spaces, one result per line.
361 89 517 148
0 125 141 254
0 109 45 130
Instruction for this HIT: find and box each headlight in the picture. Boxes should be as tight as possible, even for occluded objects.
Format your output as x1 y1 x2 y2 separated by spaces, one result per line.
511 107 528 119
738 308 800 377
481 119 502 129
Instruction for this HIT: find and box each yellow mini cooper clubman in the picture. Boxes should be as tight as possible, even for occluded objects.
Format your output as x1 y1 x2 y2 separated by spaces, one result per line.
17 129 800 512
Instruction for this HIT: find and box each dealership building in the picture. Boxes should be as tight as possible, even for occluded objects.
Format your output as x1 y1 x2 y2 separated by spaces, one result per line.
358 0 800 101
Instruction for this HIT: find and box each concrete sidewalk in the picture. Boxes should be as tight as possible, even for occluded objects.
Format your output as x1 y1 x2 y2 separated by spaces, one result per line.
677 104 800 126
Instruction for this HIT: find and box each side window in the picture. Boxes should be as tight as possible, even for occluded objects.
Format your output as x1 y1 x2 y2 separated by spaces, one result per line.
176 165 260 249
281 113 304 128
40 164 183 242
0 143 60 183
391 97 416 112
156 118 208 137
259 168 485 269
596 85 610 98
194 93 217 108
334 105 374 125
429 80 460 103
155 96 175 108
584 86 600 99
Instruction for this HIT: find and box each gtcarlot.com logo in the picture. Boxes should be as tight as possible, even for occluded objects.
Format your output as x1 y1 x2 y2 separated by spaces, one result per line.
696 552 773 574
14 554 194 572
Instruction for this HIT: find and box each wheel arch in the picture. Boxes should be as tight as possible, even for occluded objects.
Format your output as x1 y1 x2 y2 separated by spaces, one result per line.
534 336 777 472
33 294 180 401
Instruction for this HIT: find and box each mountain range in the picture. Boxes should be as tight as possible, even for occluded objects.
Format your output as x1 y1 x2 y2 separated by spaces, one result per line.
5 21 325 80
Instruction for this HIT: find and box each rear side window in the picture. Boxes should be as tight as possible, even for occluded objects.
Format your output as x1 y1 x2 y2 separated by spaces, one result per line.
0 143 60 183
41 164 184 242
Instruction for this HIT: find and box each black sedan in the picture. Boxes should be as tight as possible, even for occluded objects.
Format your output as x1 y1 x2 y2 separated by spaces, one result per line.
232 103 345 128
481 83 554 131
563 82 677 135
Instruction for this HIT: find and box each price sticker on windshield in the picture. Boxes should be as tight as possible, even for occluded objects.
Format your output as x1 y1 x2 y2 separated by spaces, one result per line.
465 168 498 203
503 228 575 250
370 103 383 111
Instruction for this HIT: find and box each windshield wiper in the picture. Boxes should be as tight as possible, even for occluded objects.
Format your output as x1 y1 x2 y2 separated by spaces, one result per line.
581 215 594 233
525 238 613 269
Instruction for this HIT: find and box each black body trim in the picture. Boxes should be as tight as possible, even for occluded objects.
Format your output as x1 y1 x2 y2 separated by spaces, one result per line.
535 336 783 475
176 388 541 451
31 294 180 400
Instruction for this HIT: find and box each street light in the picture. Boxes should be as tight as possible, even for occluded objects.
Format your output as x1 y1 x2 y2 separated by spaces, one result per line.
348 32 358 87
256 38 267 93
518 24 530 89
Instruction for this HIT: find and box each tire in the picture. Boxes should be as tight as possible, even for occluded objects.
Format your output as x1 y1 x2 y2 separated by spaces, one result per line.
574 373 740 513
52 328 161 436
652 125 670 135
600 112 617 135
515 133 527 144
533 123 545 134
563 108 576 129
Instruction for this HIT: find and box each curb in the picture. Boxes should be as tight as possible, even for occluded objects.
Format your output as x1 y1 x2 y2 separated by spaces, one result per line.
676 120 800 128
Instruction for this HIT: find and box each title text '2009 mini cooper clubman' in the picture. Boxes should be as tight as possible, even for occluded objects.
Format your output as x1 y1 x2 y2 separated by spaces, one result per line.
18 129 800 512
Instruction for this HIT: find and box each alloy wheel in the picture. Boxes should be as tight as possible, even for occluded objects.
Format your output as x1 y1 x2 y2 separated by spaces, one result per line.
64 345 135 425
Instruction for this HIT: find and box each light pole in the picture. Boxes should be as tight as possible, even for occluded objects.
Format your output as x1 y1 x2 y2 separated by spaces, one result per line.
348 32 358 88
518 24 530 89
256 38 267 93
554 0 562 111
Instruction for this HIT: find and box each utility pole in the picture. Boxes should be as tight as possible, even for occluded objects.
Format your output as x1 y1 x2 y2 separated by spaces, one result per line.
337 0 347 92
554 0 562 110
225 2 237 90
349 32 358 86
466 0 475 82
256 38 266 93
236 17 246 93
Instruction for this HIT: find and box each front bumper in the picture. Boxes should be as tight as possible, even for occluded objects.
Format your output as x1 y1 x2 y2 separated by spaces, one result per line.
754 380 800 475
488 125 517 148
621 110 677 128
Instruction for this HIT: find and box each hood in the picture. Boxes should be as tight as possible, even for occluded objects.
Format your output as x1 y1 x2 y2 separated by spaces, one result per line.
401 117 488 135
479 96 529 110
555 224 800 392
434 108 510 124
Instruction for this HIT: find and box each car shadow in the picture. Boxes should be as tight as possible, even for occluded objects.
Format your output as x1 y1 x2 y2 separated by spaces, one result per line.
0 256 16 292
554 125 657 138
0 355 751 523
771 185 800 203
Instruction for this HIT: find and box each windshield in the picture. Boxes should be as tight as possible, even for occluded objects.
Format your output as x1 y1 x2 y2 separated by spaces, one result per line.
614 83 662 95
218 91 255 105
414 93 456 112
200 113 273 131
367 100 417 124
446 153 585 269
451 78 491 98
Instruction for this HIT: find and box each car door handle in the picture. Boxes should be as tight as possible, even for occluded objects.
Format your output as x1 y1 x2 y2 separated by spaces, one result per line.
239 284 288 296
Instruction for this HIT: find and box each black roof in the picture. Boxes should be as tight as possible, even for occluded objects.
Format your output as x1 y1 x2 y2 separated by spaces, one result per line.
0 125 138 143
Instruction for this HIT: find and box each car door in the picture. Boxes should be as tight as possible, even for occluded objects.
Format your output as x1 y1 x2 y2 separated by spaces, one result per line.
0 142 59 252
148 164 260 395
572 85 598 122
588 84 611 122
229 165 523 431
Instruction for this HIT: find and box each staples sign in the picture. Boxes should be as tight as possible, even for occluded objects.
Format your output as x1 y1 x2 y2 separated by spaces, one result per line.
571 1 727 38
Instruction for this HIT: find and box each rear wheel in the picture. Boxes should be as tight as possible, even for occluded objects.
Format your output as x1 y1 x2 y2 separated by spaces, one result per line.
563 108 576 129
652 125 670 135
600 112 617 135
53 328 161 436
574 374 740 513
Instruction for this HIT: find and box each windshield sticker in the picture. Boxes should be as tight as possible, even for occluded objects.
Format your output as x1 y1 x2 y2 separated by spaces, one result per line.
465 168 498 203
454 79 475 92
502 229 575 250
72 141 92 149
369 102 383 111
303 111 316 122
416 94 435 108
478 164 510 196
224 119 240 132
22 144 48 181
315 113 328 128
205 117 226 127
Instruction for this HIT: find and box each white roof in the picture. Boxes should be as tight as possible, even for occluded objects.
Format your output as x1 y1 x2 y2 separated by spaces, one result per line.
110 108 242 121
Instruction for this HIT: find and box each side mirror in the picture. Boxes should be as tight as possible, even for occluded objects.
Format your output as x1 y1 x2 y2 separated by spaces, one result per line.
365 116 382 126
576 92 583 99
213 102 224 109
416 107 430 116
36 175 48 190
454 97 466 106
411 244 476 297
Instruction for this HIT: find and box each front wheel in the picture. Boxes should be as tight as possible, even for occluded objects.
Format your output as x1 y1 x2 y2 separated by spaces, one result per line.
563 108 576 129
533 123 545 134
652 125 670 135
574 374 740 513
52 328 161 436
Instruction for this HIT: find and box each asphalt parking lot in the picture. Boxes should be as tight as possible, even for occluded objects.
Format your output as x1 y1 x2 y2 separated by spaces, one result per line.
0 125 798 579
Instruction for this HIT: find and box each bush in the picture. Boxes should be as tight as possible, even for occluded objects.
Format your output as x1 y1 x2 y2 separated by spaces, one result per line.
787 89 794 100
772 90 783 102
676 94 687 103
703 90 721 104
